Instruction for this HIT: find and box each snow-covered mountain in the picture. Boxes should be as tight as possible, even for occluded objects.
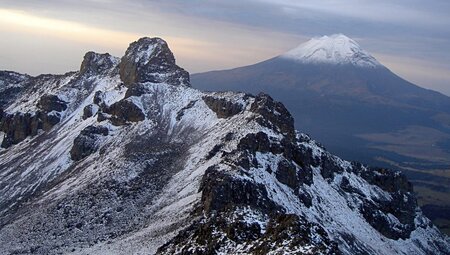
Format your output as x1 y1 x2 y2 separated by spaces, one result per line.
281 34 380 68
0 37 449 254
192 35 450 235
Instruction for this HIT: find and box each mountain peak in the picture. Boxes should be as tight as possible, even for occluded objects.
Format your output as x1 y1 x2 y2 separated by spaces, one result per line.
281 34 381 68
119 37 190 86
80 51 119 75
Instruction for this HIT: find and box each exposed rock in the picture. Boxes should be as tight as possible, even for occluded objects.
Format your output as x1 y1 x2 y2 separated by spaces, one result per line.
251 214 340 254
80 52 119 75
320 154 345 180
103 99 145 126
93 91 105 106
205 143 223 160
41 112 61 131
202 96 243 118
82 104 96 120
250 93 295 139
200 166 280 214
159 211 340 255
37 94 67 112
297 188 313 207
275 159 299 191
119 37 189 86
0 111 61 148
237 132 271 153
96 111 109 122
176 100 197 121
70 125 109 161
360 199 415 240
360 167 413 193
124 83 149 98
340 176 364 196
1 112 40 148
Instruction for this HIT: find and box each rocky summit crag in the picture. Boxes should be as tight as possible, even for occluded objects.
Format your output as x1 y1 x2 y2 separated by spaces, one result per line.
0 37 449 255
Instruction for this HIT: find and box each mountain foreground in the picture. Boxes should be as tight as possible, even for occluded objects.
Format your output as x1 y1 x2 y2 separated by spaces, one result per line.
0 37 449 254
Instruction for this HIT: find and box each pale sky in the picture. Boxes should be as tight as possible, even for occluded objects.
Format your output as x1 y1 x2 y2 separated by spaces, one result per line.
0 0 449 95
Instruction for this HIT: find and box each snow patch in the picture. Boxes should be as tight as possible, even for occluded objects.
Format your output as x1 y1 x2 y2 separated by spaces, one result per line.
281 34 380 68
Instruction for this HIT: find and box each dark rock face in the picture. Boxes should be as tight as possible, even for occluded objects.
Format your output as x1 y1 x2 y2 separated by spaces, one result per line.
200 166 280 214
93 91 105 106
347 164 417 240
320 154 345 180
82 104 96 120
102 99 145 126
119 37 190 86
162 145 338 254
276 159 299 191
70 125 109 161
37 94 67 112
360 167 413 193
252 214 340 255
80 52 118 75
1 112 40 148
0 94 66 148
238 132 271 153
202 96 243 118
340 176 364 196
159 210 340 255
360 198 416 240
0 111 61 148
236 132 314 187
250 93 295 139
124 83 149 98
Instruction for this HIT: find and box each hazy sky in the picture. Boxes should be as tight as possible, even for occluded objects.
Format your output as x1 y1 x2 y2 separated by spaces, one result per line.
1 0 449 95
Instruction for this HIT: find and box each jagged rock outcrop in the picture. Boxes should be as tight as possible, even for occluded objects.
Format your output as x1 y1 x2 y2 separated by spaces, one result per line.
119 37 190 86
70 125 109 161
202 95 243 118
0 94 65 148
101 99 145 126
37 94 67 112
250 93 295 139
82 104 97 120
80 52 118 75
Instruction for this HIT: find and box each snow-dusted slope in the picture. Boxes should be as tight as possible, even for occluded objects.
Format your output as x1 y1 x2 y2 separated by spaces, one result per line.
0 37 448 255
281 34 380 68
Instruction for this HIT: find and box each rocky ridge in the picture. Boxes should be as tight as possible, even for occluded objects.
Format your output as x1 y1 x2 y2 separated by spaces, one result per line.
0 37 448 255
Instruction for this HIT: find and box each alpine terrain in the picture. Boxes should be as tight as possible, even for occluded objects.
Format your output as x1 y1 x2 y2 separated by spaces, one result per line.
0 37 449 254
192 34 450 234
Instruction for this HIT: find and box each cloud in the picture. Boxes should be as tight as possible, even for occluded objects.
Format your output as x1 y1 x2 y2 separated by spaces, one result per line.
0 7 303 75
0 0 449 95
0 9 138 47
255 0 450 28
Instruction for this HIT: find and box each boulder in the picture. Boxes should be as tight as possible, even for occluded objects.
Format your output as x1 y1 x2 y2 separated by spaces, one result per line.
37 95 67 112
103 99 145 126
70 125 109 161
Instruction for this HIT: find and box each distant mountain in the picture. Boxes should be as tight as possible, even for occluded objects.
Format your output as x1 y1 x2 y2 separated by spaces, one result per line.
282 34 381 67
0 37 449 254
192 34 450 234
